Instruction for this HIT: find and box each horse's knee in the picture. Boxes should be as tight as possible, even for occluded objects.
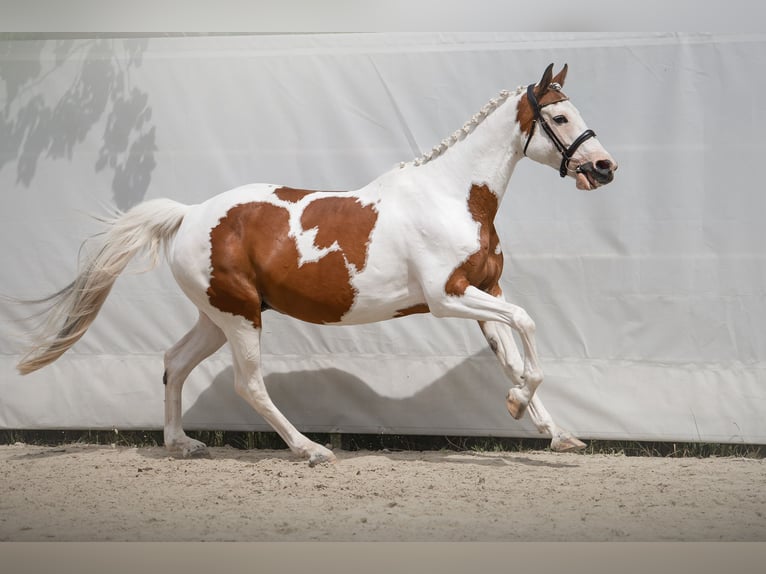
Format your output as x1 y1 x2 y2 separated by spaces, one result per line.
524 368 543 390
514 311 536 336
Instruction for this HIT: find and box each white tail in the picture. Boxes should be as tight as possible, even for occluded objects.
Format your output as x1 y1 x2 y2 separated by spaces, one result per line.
17 198 190 375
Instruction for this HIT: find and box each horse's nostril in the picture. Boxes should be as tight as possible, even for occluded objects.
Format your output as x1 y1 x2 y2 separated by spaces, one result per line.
595 159 612 172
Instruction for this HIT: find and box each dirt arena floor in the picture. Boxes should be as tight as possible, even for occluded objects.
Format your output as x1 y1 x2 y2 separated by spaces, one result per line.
1 443 764 542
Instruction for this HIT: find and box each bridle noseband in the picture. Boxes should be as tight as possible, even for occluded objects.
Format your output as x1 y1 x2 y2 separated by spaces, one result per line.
523 83 596 178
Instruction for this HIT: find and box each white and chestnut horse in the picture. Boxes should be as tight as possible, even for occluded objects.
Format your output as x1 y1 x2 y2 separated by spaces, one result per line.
18 64 617 465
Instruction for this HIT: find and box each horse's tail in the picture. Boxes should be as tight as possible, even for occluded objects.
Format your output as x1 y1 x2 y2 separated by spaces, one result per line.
16 198 190 375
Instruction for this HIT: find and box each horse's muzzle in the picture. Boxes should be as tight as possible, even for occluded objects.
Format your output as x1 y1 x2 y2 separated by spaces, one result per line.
577 159 616 186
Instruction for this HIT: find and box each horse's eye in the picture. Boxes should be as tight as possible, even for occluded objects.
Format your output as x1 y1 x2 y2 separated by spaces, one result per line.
553 115 568 125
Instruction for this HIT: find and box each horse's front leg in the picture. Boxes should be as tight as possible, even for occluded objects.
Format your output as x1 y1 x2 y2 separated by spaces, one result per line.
479 319 586 452
429 285 543 418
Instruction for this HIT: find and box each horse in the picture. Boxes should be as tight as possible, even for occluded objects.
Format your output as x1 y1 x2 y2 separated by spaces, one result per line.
17 63 617 466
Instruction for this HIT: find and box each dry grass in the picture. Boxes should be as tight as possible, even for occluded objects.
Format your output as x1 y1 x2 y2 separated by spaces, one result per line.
1 429 762 458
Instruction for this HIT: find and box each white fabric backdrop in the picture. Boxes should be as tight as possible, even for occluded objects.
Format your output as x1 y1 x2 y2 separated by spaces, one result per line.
1 33 764 443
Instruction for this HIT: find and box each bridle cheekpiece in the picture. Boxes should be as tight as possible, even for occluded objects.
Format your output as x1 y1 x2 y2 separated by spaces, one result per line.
523 82 597 178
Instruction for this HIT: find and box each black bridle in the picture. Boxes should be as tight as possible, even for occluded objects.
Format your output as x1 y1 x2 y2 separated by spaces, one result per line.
523 83 597 178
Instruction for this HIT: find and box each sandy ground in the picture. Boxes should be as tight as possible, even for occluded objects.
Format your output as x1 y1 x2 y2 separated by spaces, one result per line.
0 443 764 542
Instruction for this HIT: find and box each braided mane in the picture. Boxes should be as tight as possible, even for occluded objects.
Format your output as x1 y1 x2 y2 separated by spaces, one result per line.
400 86 525 168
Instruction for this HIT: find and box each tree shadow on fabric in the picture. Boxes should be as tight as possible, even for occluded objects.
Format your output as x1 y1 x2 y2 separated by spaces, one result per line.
0 37 156 209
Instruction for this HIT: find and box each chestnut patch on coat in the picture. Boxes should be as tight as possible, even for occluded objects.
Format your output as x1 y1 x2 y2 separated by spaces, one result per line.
207 197 378 326
516 88 569 138
274 186 315 203
207 203 279 328
301 197 378 271
394 303 430 318
444 184 503 297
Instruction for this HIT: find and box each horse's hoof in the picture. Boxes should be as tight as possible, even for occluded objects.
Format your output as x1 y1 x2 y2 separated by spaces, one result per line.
308 449 337 468
551 434 586 453
166 441 212 458
505 390 527 420
184 446 212 459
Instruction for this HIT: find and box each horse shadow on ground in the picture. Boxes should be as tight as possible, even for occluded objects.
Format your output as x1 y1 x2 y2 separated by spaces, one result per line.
138 446 578 469
166 353 579 469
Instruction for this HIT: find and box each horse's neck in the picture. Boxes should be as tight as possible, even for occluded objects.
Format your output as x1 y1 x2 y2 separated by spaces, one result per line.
405 92 525 201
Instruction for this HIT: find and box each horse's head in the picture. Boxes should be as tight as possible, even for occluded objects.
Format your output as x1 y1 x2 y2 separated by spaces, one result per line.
518 63 617 190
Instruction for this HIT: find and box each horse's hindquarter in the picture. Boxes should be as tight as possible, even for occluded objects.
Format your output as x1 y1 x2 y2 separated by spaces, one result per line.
169 184 279 314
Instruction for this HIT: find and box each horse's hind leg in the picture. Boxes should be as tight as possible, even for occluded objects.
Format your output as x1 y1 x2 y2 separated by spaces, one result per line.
479 320 586 452
223 315 336 467
163 311 226 458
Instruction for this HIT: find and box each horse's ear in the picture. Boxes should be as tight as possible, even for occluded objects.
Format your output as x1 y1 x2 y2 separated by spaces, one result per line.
551 63 568 88
534 63 555 97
